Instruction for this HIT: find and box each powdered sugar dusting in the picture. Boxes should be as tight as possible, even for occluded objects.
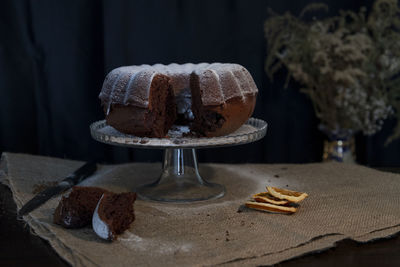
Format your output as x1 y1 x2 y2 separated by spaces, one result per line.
92 195 112 240
119 231 193 255
99 63 258 108
167 125 190 138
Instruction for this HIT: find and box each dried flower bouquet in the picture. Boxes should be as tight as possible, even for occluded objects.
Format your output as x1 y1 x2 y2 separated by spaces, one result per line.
265 0 400 143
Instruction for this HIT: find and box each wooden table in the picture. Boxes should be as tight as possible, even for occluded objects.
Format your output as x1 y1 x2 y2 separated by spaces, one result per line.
1 181 400 267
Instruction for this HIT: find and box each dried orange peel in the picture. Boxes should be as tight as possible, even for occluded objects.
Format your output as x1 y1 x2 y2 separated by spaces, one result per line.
266 186 308 203
252 192 289 205
245 186 308 214
245 201 297 214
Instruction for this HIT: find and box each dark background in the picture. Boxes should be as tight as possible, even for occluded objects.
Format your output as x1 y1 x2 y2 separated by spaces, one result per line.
1 0 399 166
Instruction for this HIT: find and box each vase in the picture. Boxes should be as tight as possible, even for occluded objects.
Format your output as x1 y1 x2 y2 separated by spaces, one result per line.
319 125 356 163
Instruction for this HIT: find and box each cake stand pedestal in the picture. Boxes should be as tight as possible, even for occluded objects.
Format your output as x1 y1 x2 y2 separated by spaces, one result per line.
90 118 267 203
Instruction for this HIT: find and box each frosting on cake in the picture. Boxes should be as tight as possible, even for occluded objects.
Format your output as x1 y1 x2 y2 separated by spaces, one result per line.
99 63 258 112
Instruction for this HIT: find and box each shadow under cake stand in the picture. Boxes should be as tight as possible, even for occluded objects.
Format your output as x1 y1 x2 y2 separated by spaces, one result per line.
90 118 267 203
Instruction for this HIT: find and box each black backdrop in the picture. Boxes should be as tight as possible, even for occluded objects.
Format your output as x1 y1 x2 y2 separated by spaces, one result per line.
1 0 399 166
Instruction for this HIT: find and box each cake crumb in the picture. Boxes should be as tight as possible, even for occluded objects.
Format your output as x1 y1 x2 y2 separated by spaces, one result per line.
172 139 184 144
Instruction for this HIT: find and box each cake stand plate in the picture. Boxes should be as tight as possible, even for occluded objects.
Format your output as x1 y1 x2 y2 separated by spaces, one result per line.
90 118 267 202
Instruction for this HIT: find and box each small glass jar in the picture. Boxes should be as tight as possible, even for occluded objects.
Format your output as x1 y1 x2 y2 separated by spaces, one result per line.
319 125 356 163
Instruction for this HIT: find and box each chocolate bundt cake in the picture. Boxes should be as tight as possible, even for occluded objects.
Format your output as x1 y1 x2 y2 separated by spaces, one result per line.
53 186 109 228
99 63 258 138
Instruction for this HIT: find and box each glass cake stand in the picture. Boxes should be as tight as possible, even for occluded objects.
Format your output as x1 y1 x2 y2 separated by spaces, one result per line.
90 118 267 203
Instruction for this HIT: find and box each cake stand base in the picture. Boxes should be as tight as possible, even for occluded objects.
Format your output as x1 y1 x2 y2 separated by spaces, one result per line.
137 148 225 202
90 118 267 203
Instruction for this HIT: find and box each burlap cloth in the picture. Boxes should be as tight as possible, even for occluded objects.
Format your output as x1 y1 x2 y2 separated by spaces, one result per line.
1 152 400 266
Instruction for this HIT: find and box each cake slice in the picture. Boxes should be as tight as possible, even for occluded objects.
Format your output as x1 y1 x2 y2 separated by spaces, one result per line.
92 192 137 241
53 186 109 228
104 72 177 138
